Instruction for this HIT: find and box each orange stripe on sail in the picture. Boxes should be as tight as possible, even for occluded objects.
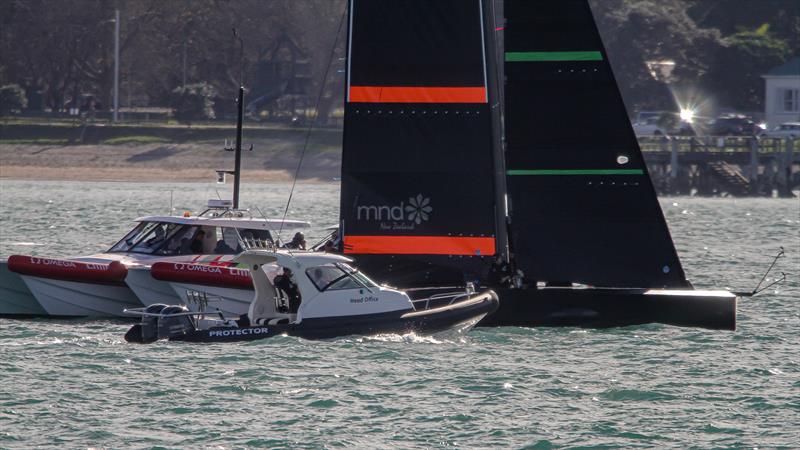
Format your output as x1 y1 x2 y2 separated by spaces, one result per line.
343 235 495 256
349 86 487 104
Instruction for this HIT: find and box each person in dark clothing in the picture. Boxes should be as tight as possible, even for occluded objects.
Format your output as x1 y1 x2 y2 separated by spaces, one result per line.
213 239 235 254
190 229 206 253
488 255 511 286
285 232 307 250
273 268 301 313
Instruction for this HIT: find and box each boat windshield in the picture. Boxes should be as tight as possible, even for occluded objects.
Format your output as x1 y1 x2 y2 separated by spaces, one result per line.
108 221 274 255
305 263 378 292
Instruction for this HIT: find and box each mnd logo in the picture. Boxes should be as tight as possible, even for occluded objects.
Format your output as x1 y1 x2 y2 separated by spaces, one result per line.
405 194 432 225
356 194 433 229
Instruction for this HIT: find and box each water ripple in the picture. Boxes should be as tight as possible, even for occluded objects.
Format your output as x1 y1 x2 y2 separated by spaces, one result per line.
1 184 798 448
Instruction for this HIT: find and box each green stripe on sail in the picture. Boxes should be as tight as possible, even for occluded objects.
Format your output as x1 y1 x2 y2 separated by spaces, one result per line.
507 169 644 176
505 51 603 62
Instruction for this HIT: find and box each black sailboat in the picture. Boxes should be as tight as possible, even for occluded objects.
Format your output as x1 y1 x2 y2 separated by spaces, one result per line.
339 0 736 330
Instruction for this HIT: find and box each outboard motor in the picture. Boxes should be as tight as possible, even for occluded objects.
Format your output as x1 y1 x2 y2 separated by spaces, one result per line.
139 303 168 343
156 305 196 340
124 303 169 343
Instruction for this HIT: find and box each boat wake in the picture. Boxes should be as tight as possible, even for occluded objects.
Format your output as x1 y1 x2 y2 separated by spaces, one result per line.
356 331 469 345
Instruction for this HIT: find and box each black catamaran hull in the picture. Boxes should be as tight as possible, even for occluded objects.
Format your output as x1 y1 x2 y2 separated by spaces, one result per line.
478 287 736 330
127 292 499 343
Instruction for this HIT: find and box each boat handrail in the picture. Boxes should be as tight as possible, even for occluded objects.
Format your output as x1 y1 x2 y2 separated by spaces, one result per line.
403 286 464 292
123 307 227 320
411 290 472 311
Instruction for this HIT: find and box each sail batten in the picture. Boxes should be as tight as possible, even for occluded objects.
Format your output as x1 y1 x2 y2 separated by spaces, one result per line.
349 86 487 104
508 169 645 176
344 236 495 256
505 51 603 62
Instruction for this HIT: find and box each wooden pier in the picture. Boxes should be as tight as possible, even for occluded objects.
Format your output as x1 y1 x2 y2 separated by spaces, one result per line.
641 136 799 197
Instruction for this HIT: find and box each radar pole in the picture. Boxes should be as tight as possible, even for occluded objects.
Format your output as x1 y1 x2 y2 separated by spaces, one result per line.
233 86 244 209
232 28 246 210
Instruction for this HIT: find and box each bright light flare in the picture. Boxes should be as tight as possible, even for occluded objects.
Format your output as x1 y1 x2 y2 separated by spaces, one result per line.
679 108 695 123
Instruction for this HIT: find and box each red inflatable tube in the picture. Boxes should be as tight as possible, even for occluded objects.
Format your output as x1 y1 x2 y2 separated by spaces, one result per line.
151 262 253 290
7 255 128 285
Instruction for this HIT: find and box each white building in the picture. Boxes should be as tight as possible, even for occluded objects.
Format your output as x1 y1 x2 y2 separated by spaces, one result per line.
763 57 800 127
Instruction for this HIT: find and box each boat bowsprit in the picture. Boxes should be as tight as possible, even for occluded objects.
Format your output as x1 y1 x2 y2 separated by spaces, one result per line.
124 249 499 343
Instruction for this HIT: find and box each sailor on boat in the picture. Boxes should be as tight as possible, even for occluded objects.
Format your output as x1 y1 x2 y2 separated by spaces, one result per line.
273 267 301 313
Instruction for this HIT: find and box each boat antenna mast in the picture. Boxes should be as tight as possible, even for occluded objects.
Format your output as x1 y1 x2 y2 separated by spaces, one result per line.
220 28 253 210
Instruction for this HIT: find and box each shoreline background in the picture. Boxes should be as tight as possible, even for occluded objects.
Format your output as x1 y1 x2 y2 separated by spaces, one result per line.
0 142 341 182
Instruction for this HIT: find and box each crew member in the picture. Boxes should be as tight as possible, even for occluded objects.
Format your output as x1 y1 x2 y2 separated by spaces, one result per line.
274 267 301 313
285 232 307 250
190 229 206 253
488 255 511 286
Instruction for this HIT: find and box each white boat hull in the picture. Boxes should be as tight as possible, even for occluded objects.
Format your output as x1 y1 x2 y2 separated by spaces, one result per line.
125 267 181 306
0 261 46 315
20 276 143 317
167 282 253 317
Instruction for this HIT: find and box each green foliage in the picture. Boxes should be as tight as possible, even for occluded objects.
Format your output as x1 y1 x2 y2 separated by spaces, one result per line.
702 28 792 110
591 0 722 112
0 84 28 114
754 23 770 37
170 83 216 124
0 0 797 118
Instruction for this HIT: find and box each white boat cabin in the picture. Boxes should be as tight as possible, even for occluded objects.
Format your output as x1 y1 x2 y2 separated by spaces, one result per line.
108 215 310 257
235 250 412 324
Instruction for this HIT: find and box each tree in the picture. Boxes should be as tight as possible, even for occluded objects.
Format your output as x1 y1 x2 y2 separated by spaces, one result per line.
701 27 792 111
590 0 723 113
0 84 28 114
171 82 216 124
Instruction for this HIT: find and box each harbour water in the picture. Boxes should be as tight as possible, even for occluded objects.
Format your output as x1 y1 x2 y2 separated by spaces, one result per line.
0 180 798 448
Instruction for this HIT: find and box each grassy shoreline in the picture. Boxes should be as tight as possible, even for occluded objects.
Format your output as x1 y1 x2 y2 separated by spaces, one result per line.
0 121 342 146
0 140 341 183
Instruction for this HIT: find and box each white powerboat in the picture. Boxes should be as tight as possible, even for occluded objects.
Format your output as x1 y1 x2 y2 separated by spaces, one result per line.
7 202 310 317
124 249 499 343
0 262 45 316
145 260 269 316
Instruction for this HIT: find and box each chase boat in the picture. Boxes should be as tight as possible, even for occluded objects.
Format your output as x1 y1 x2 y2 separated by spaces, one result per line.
123 248 499 343
4 201 310 317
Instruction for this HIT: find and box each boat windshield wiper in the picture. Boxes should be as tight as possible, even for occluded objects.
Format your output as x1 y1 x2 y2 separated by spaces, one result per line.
319 264 375 293
339 263 376 294
321 273 350 292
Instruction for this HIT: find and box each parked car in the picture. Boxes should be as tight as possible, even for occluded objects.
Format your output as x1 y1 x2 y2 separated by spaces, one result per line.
632 118 667 137
709 116 761 136
759 122 800 139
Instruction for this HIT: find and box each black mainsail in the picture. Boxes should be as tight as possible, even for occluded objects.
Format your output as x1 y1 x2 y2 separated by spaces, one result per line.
337 0 737 330
340 0 500 286
503 0 688 288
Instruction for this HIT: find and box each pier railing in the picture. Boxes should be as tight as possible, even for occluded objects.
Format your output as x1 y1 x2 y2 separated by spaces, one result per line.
639 136 797 197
